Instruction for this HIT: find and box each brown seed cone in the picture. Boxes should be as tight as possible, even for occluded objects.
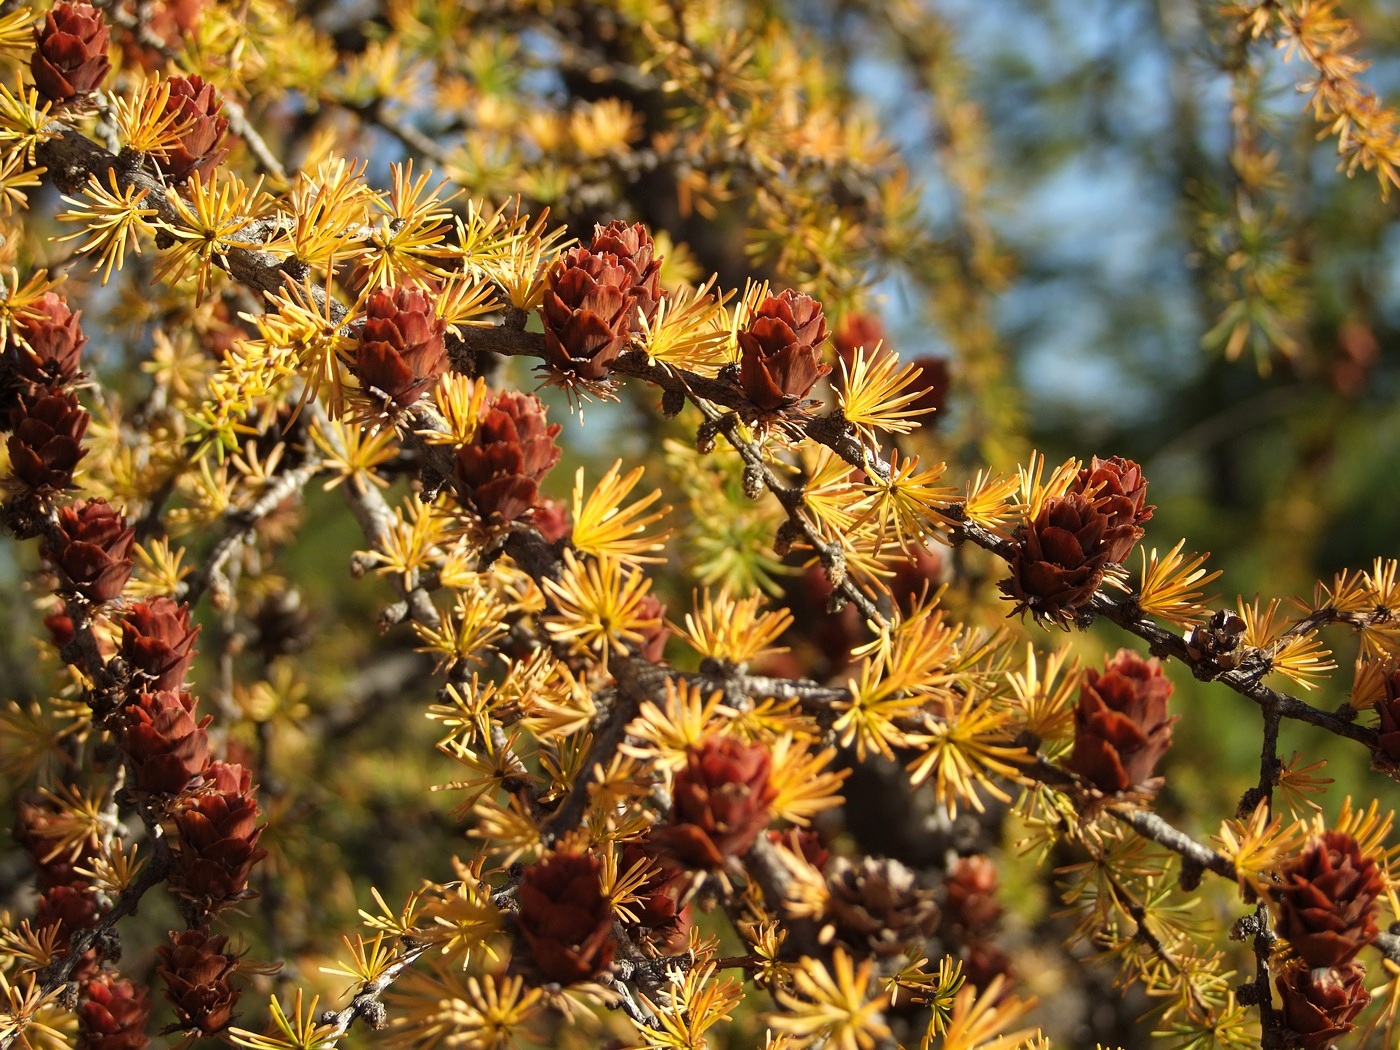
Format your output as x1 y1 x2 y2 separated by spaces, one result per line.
452 389 561 525
1272 831 1382 968
31 1 110 103
1069 455 1154 564
7 392 88 494
1067 649 1176 795
36 883 106 950
943 855 1002 937
1374 668 1400 762
515 852 617 984
617 841 691 953
155 929 243 1035
736 290 832 411
47 499 135 602
120 598 200 691
655 736 779 869
826 856 941 957
539 248 633 380
1 293 87 415
999 493 1112 623
78 973 150 1050
14 791 100 891
352 286 447 412
171 762 268 907
154 75 229 183
589 221 663 327
1275 960 1371 1050
121 690 211 794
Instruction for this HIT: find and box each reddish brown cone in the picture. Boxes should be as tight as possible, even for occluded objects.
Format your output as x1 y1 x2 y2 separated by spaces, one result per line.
1374 667 1400 762
589 221 663 327
1272 831 1382 968
47 499 135 602
31 1 110 103
515 852 616 984
737 290 832 411
171 762 267 907
452 390 561 525
617 841 690 953
1067 649 1176 795
1275 960 1371 1050
121 690 210 794
78 973 150 1050
154 75 229 183
155 929 243 1035
352 286 447 413
1068 455 1154 564
120 598 200 691
657 735 778 868
1000 493 1113 623
1 293 87 414
539 248 633 380
36 883 106 950
7 392 88 494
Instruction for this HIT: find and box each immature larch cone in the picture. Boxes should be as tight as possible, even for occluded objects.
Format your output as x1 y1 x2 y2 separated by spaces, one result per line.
155 75 230 183
120 598 200 691
171 762 268 906
657 735 779 868
1 293 87 413
737 290 832 411
121 690 210 794
1275 959 1371 1050
1067 649 1176 794
540 247 634 380
1068 455 1154 563
48 499 135 602
353 286 448 413
1272 830 1382 968
1373 666 1400 762
1000 493 1113 623
156 929 243 1035
589 220 663 327
31 1 111 103
452 389 561 525
78 973 151 1050
515 851 617 983
7 392 88 494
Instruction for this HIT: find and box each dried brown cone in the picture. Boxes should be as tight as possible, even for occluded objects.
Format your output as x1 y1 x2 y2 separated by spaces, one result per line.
171 762 268 909
78 972 150 1050
352 286 447 414
121 690 211 794
539 247 633 381
452 389 561 526
1275 960 1371 1050
155 929 243 1036
826 856 940 957
154 75 229 183
589 221 663 327
120 598 200 691
736 290 832 412
655 735 779 869
1067 649 1176 795
31 1 111 104
515 851 617 984
7 392 88 496
999 493 1113 624
47 499 135 603
1 293 87 415
1271 830 1382 968
1068 455 1154 564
